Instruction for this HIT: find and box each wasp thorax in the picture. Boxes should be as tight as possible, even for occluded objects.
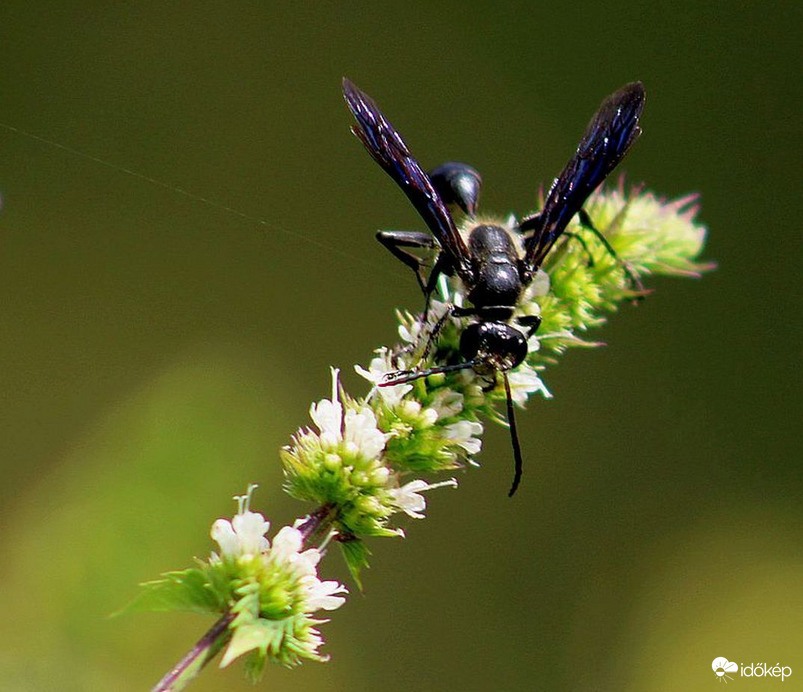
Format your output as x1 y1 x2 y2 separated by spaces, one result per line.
466 224 523 307
459 321 528 374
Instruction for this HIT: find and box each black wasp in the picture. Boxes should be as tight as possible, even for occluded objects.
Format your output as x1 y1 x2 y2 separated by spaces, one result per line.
343 78 645 496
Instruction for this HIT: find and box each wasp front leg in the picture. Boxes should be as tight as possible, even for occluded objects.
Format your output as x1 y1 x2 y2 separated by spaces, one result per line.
376 230 437 293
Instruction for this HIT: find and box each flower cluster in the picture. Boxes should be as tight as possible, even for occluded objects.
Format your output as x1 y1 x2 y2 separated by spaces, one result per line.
209 486 347 672
281 367 465 543
136 486 348 680
532 185 713 360
140 184 710 688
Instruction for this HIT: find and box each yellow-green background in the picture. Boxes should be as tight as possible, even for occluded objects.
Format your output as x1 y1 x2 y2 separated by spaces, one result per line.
0 3 799 691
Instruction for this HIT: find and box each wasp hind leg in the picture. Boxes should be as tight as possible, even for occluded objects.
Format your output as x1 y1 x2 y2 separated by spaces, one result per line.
576 209 645 296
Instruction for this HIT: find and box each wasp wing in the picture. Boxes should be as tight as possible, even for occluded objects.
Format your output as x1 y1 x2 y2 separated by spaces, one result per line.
523 82 646 270
343 78 473 281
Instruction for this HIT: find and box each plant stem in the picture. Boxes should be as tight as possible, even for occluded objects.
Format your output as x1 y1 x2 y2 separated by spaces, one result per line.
151 611 236 692
296 503 338 547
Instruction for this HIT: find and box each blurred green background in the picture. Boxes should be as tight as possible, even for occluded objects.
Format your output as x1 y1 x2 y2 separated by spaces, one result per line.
0 3 800 691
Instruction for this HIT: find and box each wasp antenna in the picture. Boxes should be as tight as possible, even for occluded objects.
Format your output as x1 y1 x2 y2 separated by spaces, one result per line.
504 372 524 497
379 360 480 387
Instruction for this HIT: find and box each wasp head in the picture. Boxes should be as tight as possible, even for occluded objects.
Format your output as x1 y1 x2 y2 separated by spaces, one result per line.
459 321 528 375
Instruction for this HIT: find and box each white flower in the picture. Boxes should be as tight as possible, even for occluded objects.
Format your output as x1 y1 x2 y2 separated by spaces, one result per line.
399 398 439 426
344 407 388 459
443 420 484 455
269 525 308 563
300 575 349 611
526 332 542 354
309 367 343 446
388 478 458 519
213 488 349 668
398 319 423 345
210 485 270 559
310 367 389 460
265 525 347 613
530 268 551 297
429 389 464 419
507 365 551 407
355 350 412 406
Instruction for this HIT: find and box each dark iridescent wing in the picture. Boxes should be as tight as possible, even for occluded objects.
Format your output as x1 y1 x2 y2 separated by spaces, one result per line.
343 78 473 280
523 82 646 270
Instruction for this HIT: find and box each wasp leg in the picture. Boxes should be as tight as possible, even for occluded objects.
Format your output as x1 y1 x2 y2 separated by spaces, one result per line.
515 211 541 234
376 230 437 293
391 301 455 373
520 213 600 270
385 304 458 383
562 231 596 267
421 303 457 361
576 209 645 295
516 314 542 338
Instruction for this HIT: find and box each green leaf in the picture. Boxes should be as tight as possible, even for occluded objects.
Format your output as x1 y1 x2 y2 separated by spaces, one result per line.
121 567 225 616
339 537 371 591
